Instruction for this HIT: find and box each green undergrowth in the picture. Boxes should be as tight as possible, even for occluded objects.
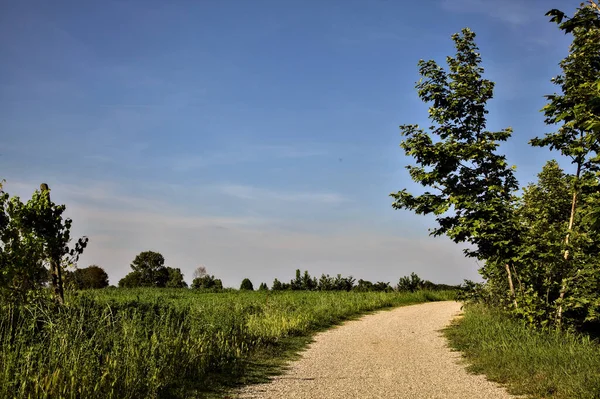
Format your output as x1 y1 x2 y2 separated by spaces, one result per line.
0 289 455 399
444 304 600 399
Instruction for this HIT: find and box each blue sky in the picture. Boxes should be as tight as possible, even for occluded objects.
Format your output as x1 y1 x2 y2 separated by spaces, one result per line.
0 0 582 287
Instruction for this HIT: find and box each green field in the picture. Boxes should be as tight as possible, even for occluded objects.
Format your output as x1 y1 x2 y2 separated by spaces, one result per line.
445 304 600 399
1 289 455 399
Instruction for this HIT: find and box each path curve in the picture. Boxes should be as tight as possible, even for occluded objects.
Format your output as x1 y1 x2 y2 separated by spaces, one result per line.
236 301 515 399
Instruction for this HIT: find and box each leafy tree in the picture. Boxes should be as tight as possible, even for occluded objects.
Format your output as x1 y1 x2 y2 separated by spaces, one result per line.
291 269 302 290
165 267 187 288
390 28 521 308
333 274 355 291
531 2 600 328
396 273 424 292
191 274 222 290
240 278 254 291
512 161 573 326
258 282 268 291
318 274 334 291
118 271 143 288
271 278 283 291
301 270 317 291
64 265 109 290
125 251 168 287
0 183 87 303
1 187 46 303
354 279 374 292
372 281 393 292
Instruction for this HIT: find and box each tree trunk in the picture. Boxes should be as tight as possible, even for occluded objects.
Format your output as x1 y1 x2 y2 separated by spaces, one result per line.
505 263 518 308
556 161 581 329
41 184 64 304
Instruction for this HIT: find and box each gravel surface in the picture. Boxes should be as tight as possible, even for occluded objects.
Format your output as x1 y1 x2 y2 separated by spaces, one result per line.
235 301 516 399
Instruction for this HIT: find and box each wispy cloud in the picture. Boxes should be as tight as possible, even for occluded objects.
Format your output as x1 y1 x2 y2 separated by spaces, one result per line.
216 183 349 205
440 0 534 26
1 177 477 287
170 144 328 172
71 201 476 287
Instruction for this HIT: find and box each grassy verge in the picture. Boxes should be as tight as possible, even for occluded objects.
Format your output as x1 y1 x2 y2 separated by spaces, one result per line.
0 289 455 399
444 304 600 399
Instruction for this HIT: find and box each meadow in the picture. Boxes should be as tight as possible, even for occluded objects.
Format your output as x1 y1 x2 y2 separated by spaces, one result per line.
0 288 455 399
445 304 600 399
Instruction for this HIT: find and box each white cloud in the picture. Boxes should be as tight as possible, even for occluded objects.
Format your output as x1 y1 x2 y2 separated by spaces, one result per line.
440 0 534 26
170 144 328 172
2 178 480 288
216 183 349 205
71 202 478 288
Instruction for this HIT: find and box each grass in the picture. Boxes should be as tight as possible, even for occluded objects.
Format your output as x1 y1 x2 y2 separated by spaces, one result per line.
0 289 455 399
444 304 600 399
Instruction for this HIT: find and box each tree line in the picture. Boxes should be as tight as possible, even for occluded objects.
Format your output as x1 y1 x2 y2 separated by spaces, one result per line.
392 2 600 331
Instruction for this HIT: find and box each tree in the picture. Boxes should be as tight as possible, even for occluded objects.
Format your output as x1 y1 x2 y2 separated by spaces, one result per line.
191 274 222 290
301 270 317 291
240 278 254 291
291 269 302 290
318 274 334 291
0 185 47 302
0 182 88 303
530 2 600 328
64 265 109 290
126 251 168 287
271 278 283 291
193 265 208 279
390 28 521 308
118 271 143 288
354 279 374 292
258 282 268 291
165 267 187 288
396 273 424 292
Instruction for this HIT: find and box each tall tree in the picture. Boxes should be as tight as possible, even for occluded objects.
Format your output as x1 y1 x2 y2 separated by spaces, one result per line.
129 251 168 287
65 265 109 289
0 183 88 303
165 267 187 288
191 274 222 290
240 278 254 291
514 161 573 326
531 2 600 327
390 28 521 307
0 184 47 302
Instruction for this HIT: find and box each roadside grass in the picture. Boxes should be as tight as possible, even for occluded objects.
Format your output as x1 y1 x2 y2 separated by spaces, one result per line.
0 289 455 399
444 304 600 399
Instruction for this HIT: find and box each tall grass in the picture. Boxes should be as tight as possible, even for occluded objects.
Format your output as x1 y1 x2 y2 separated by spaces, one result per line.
445 304 600 399
0 289 455 398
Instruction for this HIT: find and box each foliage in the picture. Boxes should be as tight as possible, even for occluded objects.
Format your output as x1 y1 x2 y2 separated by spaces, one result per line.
392 2 600 332
396 272 425 292
271 278 284 291
390 28 521 308
191 274 223 290
118 251 176 288
240 278 254 291
354 279 393 292
0 183 88 304
258 282 268 291
165 267 187 288
64 265 109 290
528 2 600 328
0 289 455 398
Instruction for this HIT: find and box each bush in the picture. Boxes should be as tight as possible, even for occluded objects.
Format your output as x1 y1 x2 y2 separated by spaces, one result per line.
240 278 254 291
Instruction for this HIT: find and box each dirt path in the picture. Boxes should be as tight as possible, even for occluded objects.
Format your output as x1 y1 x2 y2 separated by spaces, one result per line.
236 301 515 399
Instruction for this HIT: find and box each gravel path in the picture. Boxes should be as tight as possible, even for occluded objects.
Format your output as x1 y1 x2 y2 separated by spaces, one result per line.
235 301 515 399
